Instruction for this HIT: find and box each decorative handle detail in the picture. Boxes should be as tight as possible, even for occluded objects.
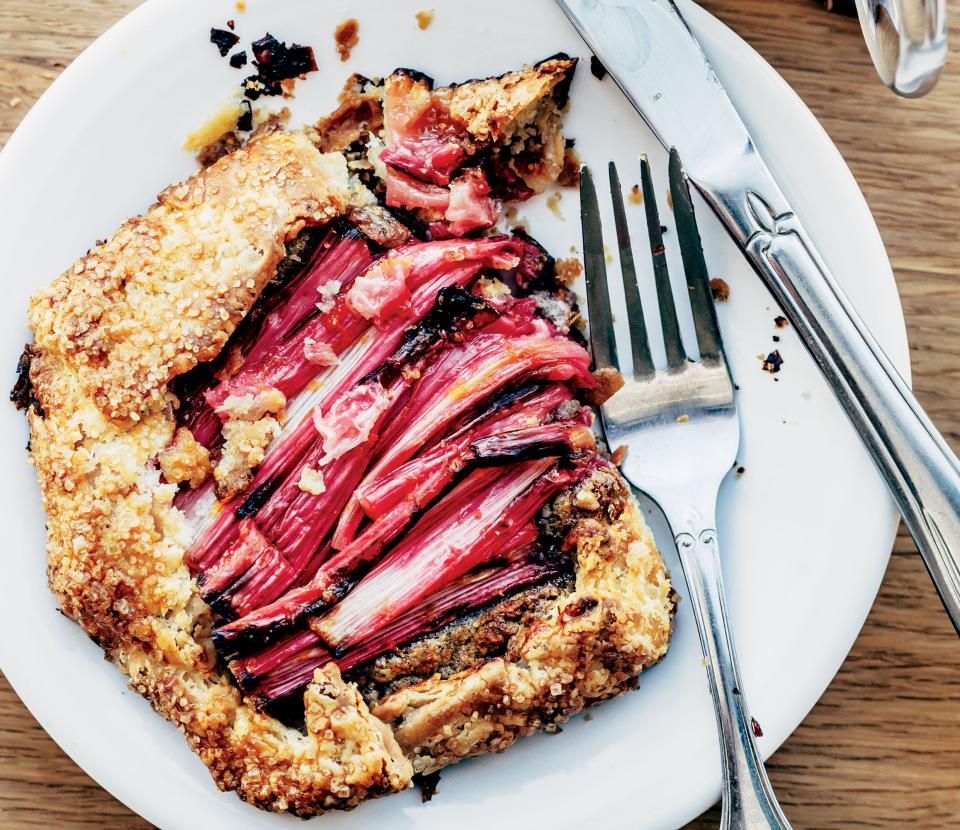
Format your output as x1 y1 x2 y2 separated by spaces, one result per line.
675 524 792 830
756 221 960 630
743 190 796 252
698 148 960 636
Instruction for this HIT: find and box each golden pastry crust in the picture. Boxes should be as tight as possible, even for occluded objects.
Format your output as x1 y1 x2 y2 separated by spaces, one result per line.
159 427 212 489
27 350 414 812
123 650 412 815
214 416 282 502
370 468 675 772
22 123 674 816
447 57 576 147
24 135 413 814
28 133 352 424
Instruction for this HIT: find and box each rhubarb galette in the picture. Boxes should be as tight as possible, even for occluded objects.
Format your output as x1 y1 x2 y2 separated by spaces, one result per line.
15 56 676 816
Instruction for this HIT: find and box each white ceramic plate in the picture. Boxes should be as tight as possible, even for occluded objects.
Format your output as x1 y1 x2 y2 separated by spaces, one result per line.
0 1 907 828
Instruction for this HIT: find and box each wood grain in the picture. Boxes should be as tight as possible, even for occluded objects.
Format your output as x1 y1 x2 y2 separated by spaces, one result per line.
0 0 958 827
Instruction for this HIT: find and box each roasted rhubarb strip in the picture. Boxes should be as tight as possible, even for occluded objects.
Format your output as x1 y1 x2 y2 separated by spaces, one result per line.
177 228 374 448
313 457 592 652
332 318 594 548
246 640 333 710
197 520 279 602
230 628 323 691
355 384 575 517
471 419 595 463
238 555 556 706
187 282 504 574
244 230 372 368
199 521 296 619
213 571 339 655
380 70 466 186
196 289 501 613
335 559 555 674
261 425 387 559
218 548 297 619
205 237 521 414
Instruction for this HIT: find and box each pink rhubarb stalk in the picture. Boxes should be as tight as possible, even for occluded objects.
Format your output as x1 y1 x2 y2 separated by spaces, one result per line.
312 457 585 652
336 559 555 673
204 237 521 414
179 230 374 447
332 319 593 548
185 238 523 572
237 555 555 706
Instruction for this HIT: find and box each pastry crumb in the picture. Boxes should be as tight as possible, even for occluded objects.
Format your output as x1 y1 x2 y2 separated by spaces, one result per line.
416 10 435 29
182 102 242 152
554 257 582 286
710 277 730 302
298 467 327 496
335 19 360 62
585 367 625 406
546 192 564 220
762 351 783 374
557 146 581 188
159 428 211 489
628 184 642 205
774 315 789 328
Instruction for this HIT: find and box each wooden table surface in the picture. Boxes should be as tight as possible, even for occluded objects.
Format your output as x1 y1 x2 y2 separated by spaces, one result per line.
1 0 958 827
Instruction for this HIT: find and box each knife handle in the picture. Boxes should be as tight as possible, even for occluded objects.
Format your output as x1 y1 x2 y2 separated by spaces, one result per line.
704 168 960 632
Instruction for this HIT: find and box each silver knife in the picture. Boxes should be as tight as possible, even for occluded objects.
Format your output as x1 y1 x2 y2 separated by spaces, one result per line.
556 0 960 635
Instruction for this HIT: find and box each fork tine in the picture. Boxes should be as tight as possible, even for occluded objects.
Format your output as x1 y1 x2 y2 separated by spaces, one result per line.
579 166 619 372
608 162 655 379
639 155 686 370
668 148 724 366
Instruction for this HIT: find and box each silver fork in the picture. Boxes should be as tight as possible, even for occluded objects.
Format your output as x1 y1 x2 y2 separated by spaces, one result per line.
580 150 792 830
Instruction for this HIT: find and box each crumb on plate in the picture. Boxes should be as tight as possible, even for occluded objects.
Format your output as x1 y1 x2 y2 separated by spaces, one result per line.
762 350 783 374
546 192 564 220
710 277 730 302
335 18 360 62
554 257 582 286
557 144 581 188
590 55 607 80
182 102 243 152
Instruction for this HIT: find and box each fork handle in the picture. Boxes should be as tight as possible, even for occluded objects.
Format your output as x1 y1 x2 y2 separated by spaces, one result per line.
699 161 960 636
676 523 792 830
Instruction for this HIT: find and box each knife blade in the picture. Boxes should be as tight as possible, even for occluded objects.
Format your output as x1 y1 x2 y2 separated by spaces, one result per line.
557 0 960 634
